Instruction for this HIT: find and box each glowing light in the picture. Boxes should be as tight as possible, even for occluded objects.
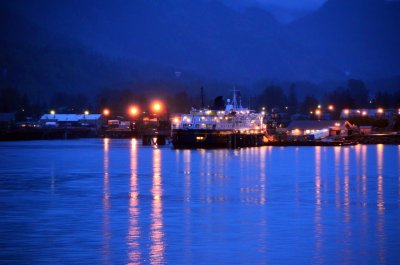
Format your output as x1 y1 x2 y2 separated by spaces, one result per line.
344 109 350 115
50 110 55 115
318 105 322 109
84 110 89 115
377 108 384 114
335 122 341 127
173 117 180 124
129 106 139 116
103 109 110 116
328 105 334 111
315 109 321 115
152 102 162 113
362 111 367 116
292 129 301 135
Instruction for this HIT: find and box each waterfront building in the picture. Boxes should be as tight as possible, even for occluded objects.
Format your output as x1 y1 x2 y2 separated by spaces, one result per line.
39 114 104 129
286 120 356 139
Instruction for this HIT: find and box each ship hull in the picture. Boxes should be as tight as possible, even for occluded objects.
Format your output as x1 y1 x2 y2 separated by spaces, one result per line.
172 129 264 149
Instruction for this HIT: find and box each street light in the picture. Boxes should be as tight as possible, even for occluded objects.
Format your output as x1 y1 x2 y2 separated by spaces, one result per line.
103 108 110 116
315 109 321 119
50 110 55 115
328 105 334 111
129 106 139 116
152 102 162 113
84 110 89 115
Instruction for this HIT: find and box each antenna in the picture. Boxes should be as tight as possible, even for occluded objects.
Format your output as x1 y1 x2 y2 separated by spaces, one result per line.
232 86 242 110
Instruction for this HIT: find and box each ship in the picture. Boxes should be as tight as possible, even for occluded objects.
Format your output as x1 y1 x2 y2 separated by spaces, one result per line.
171 90 266 148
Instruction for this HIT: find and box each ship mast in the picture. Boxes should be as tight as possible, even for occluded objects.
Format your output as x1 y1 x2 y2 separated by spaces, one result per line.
231 87 242 110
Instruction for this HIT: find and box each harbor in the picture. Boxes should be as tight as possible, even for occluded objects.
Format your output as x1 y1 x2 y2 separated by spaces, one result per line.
2 94 400 147
2 0 400 264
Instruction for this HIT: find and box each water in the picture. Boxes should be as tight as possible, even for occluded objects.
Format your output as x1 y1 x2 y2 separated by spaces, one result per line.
0 139 399 264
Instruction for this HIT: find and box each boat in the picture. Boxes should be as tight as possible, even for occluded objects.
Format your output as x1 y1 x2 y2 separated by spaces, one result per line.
171 90 266 148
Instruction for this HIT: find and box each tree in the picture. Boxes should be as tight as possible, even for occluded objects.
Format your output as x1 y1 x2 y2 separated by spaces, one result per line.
257 85 287 110
323 86 355 118
347 79 369 107
374 91 392 108
301 94 318 114
213 96 225 110
287 83 298 114
0 87 21 112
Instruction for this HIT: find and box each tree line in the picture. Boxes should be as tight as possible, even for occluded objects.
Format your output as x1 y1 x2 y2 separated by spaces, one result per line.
1 79 400 121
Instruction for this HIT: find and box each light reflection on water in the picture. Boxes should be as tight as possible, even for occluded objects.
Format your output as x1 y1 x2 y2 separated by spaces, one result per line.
102 138 111 264
150 148 165 265
127 139 140 264
0 140 399 264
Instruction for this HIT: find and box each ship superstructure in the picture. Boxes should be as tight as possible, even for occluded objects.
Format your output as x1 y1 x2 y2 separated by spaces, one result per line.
171 90 266 148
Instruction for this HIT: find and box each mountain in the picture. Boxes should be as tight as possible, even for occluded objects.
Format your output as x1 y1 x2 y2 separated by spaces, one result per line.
1 0 344 83
0 7 191 98
1 0 400 98
289 0 400 79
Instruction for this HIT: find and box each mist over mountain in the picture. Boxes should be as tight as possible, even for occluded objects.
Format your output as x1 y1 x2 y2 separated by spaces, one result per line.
1 0 399 99
289 0 400 79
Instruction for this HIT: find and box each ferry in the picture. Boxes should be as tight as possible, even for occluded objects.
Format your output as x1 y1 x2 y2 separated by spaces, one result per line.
171 90 266 148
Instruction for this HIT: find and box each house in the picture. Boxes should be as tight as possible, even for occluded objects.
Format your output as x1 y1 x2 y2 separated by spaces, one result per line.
359 126 373 135
286 120 356 139
39 114 104 128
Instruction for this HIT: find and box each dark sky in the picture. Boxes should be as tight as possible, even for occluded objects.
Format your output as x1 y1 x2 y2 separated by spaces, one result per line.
225 0 326 9
3 0 328 23
223 0 327 22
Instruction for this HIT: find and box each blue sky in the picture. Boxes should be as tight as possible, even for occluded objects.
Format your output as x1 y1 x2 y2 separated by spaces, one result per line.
224 0 327 9
222 0 328 22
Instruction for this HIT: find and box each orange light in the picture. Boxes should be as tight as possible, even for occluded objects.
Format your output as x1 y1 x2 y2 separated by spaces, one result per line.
328 105 334 111
129 106 139 116
173 117 180 124
362 111 367 116
344 109 350 115
152 102 162 113
103 109 110 116
315 109 321 115
377 108 384 114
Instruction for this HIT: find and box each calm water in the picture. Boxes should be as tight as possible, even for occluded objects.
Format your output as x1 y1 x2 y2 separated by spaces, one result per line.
0 139 399 264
